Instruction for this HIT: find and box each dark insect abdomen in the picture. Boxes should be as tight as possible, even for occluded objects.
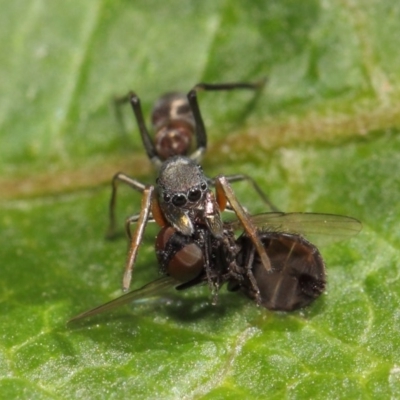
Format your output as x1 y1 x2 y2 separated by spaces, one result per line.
235 232 326 311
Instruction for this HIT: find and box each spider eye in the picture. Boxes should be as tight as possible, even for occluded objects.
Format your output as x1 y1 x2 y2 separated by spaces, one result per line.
200 182 207 191
172 194 187 207
188 188 201 202
163 193 171 203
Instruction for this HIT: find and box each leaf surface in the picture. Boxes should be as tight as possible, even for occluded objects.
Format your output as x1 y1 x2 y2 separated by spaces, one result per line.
1 1 400 399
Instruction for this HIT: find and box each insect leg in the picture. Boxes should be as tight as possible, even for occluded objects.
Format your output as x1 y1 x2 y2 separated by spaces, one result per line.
106 173 146 239
215 176 272 273
192 78 267 92
210 173 280 212
128 92 163 168
122 185 154 291
186 88 207 162
199 229 220 304
242 244 262 305
187 78 267 162
113 93 131 137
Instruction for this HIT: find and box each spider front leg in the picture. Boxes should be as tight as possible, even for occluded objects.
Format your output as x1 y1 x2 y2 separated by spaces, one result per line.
210 173 280 212
122 185 155 291
214 176 272 273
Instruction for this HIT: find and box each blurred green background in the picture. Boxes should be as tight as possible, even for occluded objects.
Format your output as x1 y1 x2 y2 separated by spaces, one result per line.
1 1 400 398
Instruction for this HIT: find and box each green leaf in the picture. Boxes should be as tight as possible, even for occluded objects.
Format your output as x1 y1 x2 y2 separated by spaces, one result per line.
1 1 400 398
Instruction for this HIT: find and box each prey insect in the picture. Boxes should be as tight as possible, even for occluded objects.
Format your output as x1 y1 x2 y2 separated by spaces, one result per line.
226 213 362 310
154 212 362 310
68 212 362 323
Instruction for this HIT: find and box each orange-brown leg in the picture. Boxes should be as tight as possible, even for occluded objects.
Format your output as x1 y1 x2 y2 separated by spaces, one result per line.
122 186 154 291
215 176 272 273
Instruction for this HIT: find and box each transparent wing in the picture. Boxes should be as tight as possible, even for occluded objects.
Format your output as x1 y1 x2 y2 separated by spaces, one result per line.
227 212 362 245
68 276 178 324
